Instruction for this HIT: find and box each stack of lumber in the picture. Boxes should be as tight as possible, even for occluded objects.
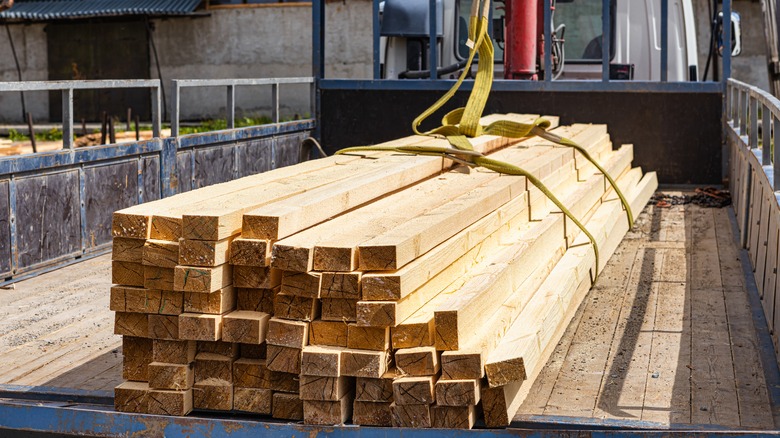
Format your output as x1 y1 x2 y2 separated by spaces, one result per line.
110 113 657 427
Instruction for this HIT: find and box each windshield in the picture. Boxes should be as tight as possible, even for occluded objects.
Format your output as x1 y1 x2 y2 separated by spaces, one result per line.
555 0 614 62
457 0 504 62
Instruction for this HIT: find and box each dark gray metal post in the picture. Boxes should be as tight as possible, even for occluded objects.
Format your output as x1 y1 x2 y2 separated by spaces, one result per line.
62 88 73 149
601 0 611 82
660 0 668 81
171 80 180 137
151 86 161 139
227 85 235 130
313 0 325 140
763 103 771 165
750 95 759 149
272 83 280 124
775 116 780 190
723 0 732 84
429 0 438 80
543 0 552 82
373 0 381 80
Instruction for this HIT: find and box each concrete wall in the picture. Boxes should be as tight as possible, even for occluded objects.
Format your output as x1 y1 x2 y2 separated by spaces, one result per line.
0 23 48 122
693 0 769 90
0 1 373 123
152 1 372 121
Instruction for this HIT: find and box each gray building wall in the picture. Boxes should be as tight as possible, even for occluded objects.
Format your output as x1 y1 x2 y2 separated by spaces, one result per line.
0 23 48 122
0 1 373 123
153 1 372 121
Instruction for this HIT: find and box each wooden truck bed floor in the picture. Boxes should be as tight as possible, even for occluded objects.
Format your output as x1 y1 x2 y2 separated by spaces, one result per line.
0 192 777 432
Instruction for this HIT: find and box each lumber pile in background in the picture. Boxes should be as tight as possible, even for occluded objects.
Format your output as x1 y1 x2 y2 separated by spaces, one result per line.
110 114 656 427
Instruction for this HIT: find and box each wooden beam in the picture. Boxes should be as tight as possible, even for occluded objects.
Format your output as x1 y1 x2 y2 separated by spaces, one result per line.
267 317 309 348
114 381 149 413
179 236 234 267
347 324 390 351
268 370 300 393
139 153 374 241
355 369 397 402
360 141 630 303
395 347 439 376
438 158 639 379
242 114 548 243
178 313 222 342
193 378 233 411
273 293 320 321
320 272 361 300
112 261 144 287
234 387 272 414
196 340 239 357
148 314 179 340
300 375 354 401
431 405 476 429
230 237 270 267
266 344 302 374
236 286 277 314
390 403 431 427
321 298 357 322
111 287 183 315
114 312 148 338
142 239 179 268
184 286 235 314
355 125 598 272
122 336 151 381
480 171 658 426
243 153 448 241
148 362 194 390
310 320 348 347
112 237 144 263
194 352 233 382
352 400 393 426
280 270 321 297
181 154 415 242
303 395 353 425
153 340 195 365
174 264 232 293
221 310 271 344
301 346 342 377
392 375 436 405
272 392 304 420
147 388 193 416
434 379 481 406
143 266 175 291
233 265 281 289
233 358 270 389
341 349 390 378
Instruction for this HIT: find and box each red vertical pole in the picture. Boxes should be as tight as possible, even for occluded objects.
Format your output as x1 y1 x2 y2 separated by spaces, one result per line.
504 0 539 79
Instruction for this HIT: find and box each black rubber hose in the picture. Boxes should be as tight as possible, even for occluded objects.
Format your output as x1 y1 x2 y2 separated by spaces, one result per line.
399 58 470 79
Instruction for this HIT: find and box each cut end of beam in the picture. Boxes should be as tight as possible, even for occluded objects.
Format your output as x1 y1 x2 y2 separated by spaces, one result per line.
358 245 398 271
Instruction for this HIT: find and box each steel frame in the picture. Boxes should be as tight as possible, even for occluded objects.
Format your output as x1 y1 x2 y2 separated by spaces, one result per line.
0 78 315 285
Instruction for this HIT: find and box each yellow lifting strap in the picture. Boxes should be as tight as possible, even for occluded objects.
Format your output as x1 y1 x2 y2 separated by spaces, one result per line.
338 0 635 279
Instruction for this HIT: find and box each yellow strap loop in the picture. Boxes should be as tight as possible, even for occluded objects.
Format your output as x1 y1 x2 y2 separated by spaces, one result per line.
336 0 635 281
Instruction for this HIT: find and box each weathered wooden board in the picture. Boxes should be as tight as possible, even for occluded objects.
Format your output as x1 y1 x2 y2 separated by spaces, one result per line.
236 137 273 177
192 145 235 190
85 162 138 249
0 179 10 277
143 156 161 202
16 171 81 269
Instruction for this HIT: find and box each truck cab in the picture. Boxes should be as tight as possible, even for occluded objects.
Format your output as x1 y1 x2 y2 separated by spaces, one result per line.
380 0 736 82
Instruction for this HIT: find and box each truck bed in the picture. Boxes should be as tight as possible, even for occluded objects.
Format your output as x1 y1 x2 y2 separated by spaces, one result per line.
1 192 778 434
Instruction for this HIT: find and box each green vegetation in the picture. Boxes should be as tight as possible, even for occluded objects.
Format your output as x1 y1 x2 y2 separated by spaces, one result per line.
7 127 66 142
178 116 275 135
